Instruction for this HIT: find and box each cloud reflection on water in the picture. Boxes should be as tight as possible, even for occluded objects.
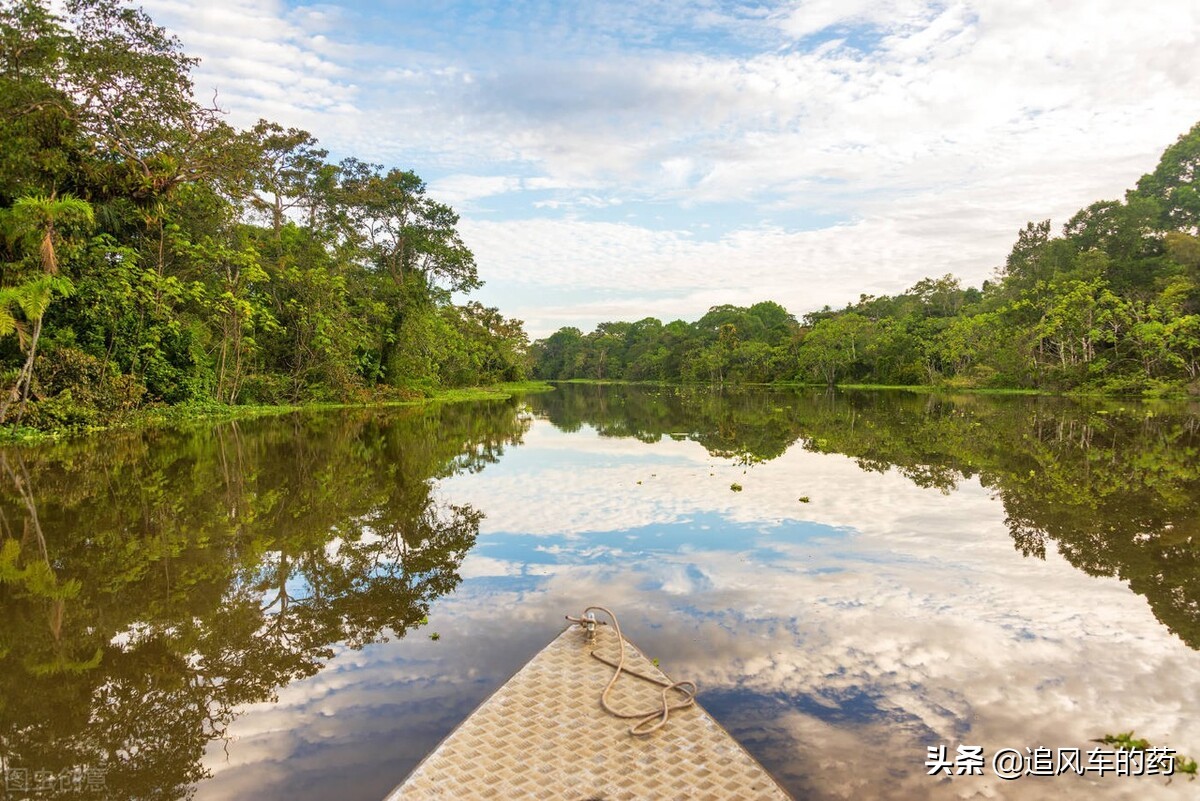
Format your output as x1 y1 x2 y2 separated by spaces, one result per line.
198 417 1199 801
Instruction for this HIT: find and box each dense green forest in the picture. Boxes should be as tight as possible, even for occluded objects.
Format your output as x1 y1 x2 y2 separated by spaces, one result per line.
533 123 1200 395
5 1 1200 441
0 0 529 432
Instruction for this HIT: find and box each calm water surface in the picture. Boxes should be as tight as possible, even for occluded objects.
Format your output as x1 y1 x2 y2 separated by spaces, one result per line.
1 385 1198 800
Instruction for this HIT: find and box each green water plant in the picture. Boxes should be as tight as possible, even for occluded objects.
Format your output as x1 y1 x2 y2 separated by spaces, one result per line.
1097 732 1197 780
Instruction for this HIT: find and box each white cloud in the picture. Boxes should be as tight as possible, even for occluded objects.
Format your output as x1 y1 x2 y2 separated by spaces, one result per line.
771 0 942 40
463 214 1002 334
426 174 522 207
145 0 1200 332
143 0 360 126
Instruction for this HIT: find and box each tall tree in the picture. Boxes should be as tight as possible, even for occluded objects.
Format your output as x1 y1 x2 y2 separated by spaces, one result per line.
1135 121 1200 234
243 120 328 245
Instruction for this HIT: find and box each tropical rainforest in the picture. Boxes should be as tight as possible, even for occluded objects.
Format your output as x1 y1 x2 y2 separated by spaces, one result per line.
0 0 530 432
3 1 1200 443
532 123 1200 396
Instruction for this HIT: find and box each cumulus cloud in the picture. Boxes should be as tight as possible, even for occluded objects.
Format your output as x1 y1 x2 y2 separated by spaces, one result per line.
146 0 1200 332
426 174 523 207
461 214 1003 334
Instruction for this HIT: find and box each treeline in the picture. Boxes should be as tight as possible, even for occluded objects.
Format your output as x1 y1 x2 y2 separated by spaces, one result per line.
0 0 528 431
533 122 1200 395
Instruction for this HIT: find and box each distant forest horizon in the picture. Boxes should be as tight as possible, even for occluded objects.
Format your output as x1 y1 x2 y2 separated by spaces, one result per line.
532 120 1200 396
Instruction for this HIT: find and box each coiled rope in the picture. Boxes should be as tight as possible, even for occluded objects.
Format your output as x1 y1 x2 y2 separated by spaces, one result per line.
565 606 697 736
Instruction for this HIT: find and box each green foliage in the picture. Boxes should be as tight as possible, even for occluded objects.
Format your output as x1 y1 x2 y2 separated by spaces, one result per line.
533 304 804 385
1136 121 1200 233
0 1 529 432
0 273 72 340
38 345 145 410
4 1 1200 420
1098 732 1197 780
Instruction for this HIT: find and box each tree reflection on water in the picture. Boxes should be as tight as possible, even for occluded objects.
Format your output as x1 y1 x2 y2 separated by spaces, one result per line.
0 401 529 800
2 385 1197 800
531 384 1200 650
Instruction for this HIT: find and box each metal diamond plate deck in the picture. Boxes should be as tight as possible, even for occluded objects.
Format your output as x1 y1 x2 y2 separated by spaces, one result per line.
385 622 792 800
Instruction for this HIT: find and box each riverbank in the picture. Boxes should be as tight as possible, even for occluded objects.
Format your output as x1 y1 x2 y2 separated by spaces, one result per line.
555 377 1200 399
555 377 1052 395
0 381 555 446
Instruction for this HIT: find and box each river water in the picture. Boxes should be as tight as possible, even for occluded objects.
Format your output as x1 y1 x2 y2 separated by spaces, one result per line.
1 385 1197 800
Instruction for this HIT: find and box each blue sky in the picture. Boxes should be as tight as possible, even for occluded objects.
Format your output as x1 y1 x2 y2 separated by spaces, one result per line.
141 0 1200 336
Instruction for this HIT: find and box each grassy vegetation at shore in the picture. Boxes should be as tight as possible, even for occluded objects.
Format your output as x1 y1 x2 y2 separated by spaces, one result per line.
556 377 1054 395
0 382 555 446
822 383 1064 396
556 377 1200 399
798 381 1198 399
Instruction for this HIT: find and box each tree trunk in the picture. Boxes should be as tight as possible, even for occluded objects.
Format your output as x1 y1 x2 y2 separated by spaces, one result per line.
0 316 43 424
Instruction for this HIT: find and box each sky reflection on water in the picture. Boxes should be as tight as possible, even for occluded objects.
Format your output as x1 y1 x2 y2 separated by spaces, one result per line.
196 394 1200 801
